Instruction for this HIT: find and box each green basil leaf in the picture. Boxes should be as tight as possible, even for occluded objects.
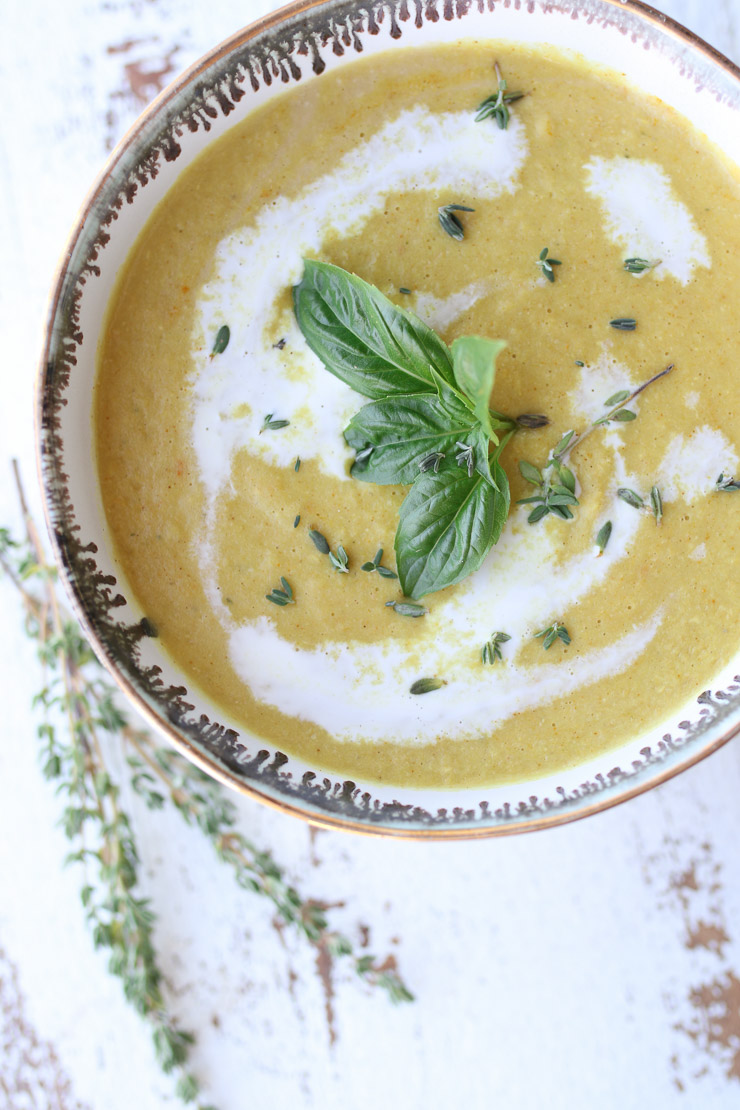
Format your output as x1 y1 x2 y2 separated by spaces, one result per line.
450 336 506 442
293 260 455 399
345 385 477 485
395 464 509 599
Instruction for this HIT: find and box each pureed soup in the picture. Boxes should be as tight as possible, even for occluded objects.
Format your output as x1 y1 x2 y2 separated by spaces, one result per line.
96 42 740 789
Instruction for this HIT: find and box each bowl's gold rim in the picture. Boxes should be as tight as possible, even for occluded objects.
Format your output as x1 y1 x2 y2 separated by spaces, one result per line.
35 0 740 840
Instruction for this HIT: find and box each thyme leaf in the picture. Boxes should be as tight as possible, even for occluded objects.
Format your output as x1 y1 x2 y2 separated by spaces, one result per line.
716 472 740 492
211 324 230 356
624 257 661 274
617 487 644 509
385 600 428 617
516 413 549 429
409 677 443 694
595 520 612 555
308 528 331 554
261 413 290 432
650 485 664 523
609 318 637 331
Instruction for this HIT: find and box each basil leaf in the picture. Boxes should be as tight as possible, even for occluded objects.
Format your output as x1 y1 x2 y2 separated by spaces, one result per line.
345 385 477 485
450 336 506 442
395 464 509 599
293 260 455 399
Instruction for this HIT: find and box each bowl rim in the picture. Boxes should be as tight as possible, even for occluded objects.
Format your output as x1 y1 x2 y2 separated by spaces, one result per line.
36 0 740 839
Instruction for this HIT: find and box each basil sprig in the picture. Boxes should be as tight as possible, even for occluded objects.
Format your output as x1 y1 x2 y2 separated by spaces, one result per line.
294 261 514 599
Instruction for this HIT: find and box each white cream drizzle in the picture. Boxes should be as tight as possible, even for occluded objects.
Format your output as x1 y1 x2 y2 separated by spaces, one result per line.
190 107 529 493
657 427 738 502
183 110 727 747
584 157 711 284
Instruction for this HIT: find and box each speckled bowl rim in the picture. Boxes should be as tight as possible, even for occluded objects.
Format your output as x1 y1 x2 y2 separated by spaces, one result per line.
36 0 740 838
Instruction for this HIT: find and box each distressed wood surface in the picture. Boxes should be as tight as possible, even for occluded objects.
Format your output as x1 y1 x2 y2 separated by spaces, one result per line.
1 1 740 1107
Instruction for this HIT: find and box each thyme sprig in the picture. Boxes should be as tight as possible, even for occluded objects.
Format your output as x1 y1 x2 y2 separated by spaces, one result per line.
438 204 474 241
475 61 525 130
481 631 510 665
266 577 295 606
361 548 398 579
716 472 740 492
534 622 571 650
0 467 413 1109
536 247 561 283
517 365 673 526
329 545 350 573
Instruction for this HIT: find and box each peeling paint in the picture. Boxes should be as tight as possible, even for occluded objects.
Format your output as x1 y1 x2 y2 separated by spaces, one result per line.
0 944 90 1110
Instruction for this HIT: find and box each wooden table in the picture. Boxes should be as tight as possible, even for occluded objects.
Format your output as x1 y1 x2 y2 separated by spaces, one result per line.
1 2 740 1107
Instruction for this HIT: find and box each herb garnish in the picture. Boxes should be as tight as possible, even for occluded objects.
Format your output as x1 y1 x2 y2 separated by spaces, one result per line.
418 450 445 474
266 577 295 606
293 514 300 528
329 544 350 573
595 520 612 554
308 528 331 554
438 204 475 241
716 472 740 492
650 485 663 523
624 257 661 275
386 600 427 617
294 261 523 599
309 529 349 572
481 631 511 664
410 677 443 694
516 413 549 429
536 247 562 283
517 441 579 523
475 61 525 130
261 413 290 432
617 487 644 509
211 324 230 355
361 548 398 579
294 456 301 472
618 485 664 523
399 287 412 295
534 622 571 650
610 318 637 331
455 441 475 478
517 365 673 525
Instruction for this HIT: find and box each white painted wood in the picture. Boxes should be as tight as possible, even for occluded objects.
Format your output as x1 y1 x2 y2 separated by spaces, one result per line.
1 2 740 1107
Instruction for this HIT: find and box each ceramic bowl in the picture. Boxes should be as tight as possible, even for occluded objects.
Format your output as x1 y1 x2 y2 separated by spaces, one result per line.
37 0 740 837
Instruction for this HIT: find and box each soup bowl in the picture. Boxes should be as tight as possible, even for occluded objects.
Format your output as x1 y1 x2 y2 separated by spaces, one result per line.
37 0 740 837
